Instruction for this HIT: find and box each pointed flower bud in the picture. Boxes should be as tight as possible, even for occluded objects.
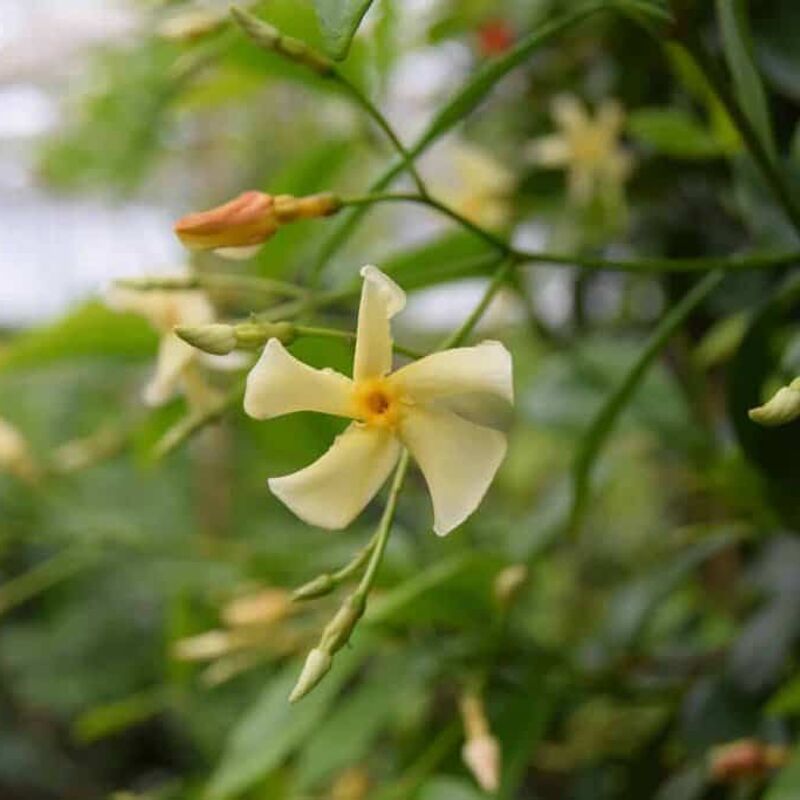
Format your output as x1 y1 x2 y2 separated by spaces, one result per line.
175 323 237 355
289 648 332 703
460 690 502 792
174 191 279 256
749 377 800 427
174 191 342 259
462 734 501 793
176 321 297 356
222 588 293 628
230 6 334 76
493 563 528 609
320 594 366 653
292 573 336 601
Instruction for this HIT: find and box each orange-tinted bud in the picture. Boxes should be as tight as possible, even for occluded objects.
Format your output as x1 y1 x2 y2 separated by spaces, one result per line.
709 739 791 783
174 191 279 252
477 19 515 58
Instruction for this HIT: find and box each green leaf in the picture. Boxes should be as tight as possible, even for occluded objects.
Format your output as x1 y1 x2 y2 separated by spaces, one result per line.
628 107 728 159
764 745 800 800
602 532 740 652
312 1 611 280
570 271 723 531
716 0 776 160
0 302 156 373
206 645 368 799
294 653 420 790
418 777 485 800
313 0 375 60
767 674 800 716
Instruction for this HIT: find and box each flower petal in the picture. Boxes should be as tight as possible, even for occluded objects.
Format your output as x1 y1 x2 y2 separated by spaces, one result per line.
244 338 354 420
144 334 195 406
269 424 401 529
353 265 406 382
106 287 215 333
400 405 506 536
390 341 513 405
525 135 570 167
551 94 588 133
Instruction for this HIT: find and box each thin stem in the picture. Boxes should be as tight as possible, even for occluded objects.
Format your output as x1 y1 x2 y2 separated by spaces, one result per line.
333 76 429 197
115 273 308 299
569 269 725 534
440 258 516 350
353 450 411 603
0 549 95 616
293 325 423 359
153 380 245 460
680 34 800 237
342 192 800 273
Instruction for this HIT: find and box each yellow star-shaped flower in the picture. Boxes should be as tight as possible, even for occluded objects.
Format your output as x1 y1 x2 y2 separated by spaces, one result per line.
527 95 633 208
244 266 513 535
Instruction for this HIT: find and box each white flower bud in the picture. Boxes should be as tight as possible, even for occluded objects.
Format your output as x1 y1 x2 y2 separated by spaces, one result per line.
749 378 800 427
462 734 501 793
289 648 332 703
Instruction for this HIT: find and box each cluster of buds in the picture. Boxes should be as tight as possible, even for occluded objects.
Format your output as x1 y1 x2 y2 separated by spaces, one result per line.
749 377 800 427
708 739 791 784
173 587 299 685
174 190 342 260
460 690 502 793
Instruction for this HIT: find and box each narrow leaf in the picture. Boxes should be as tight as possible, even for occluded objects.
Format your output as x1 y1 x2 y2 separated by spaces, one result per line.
716 0 776 160
570 270 723 530
313 0 374 60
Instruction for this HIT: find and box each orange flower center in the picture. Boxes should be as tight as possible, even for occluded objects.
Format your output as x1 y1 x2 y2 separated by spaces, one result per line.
352 379 405 430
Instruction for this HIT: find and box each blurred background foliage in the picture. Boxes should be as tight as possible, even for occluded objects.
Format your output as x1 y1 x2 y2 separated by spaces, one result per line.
1 0 800 798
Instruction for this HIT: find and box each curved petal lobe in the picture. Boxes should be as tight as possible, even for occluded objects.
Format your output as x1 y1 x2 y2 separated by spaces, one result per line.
400 406 506 536
353 265 406 382
244 339 354 420
144 334 194 406
269 425 401 529
390 341 513 405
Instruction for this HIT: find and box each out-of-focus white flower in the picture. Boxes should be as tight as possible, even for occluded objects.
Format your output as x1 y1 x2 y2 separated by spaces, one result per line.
527 95 634 208
749 377 800 427
244 265 513 535
435 142 516 230
0 417 38 483
106 286 218 409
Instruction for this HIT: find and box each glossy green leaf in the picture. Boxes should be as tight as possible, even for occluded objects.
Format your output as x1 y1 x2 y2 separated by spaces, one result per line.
570 271 723 531
628 107 728 159
313 0 374 60
716 0 776 160
0 302 156 373
764 746 800 800
206 645 367 799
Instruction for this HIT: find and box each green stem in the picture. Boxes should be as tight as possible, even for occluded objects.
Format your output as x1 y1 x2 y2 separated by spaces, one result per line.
115 273 307 299
0 549 95 616
569 270 725 534
680 33 800 237
342 193 800 273
353 450 411 604
333 76 429 197
293 325 423 359
440 258 516 349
